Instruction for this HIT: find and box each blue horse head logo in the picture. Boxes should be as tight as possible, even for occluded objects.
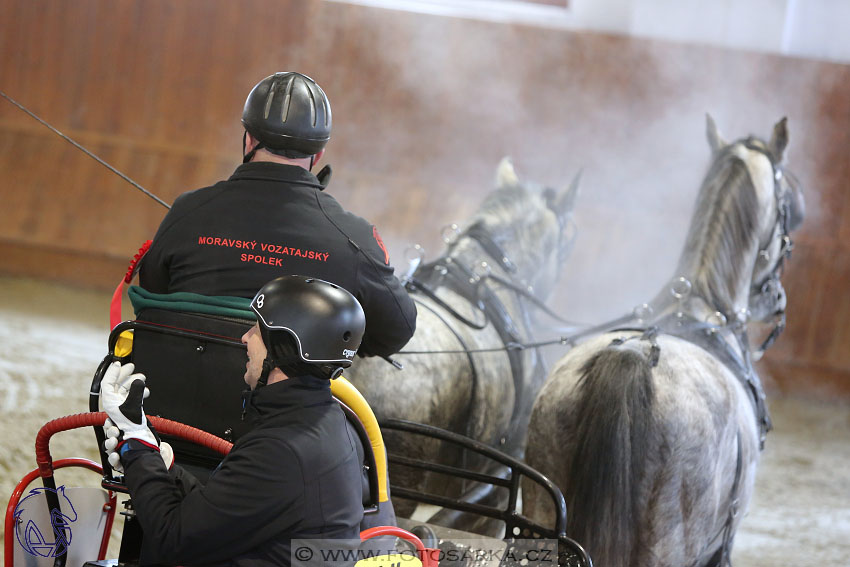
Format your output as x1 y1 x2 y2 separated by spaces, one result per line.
13 486 78 558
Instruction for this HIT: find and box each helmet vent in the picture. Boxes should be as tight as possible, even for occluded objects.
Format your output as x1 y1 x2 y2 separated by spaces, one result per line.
280 75 295 123
343 331 351 342
262 75 279 120
321 88 330 128
307 87 317 127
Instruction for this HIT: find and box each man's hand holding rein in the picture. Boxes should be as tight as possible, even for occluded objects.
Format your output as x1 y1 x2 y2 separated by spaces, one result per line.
100 361 173 471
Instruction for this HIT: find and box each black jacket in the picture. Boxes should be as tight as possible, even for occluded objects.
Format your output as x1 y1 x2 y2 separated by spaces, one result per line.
139 162 416 357
124 376 364 566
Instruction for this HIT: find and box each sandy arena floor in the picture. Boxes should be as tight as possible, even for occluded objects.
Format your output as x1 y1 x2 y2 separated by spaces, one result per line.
1 276 848 565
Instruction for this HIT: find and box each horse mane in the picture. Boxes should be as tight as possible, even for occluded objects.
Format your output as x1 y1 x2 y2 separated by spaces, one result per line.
474 183 536 222
462 184 558 274
674 143 762 316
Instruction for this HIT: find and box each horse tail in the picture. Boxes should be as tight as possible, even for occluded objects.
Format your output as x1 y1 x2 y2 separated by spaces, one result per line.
565 341 657 567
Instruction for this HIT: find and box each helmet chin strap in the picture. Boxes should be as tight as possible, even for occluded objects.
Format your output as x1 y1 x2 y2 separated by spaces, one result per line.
241 358 274 421
243 131 316 169
256 357 275 388
243 131 263 164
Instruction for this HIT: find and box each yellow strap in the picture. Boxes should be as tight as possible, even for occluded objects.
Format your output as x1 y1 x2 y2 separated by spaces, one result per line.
331 376 389 502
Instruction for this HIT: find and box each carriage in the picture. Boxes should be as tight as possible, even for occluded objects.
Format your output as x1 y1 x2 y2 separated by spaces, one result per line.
5 115 804 567
4 280 592 567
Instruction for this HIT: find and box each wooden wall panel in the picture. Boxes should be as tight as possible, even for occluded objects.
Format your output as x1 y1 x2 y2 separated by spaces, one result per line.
1 0 848 399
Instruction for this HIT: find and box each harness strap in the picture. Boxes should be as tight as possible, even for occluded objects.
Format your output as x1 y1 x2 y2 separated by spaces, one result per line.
405 278 488 330
646 314 772 448
719 429 744 567
751 309 786 359
411 296 479 441
693 428 744 567
407 258 528 455
463 223 518 274
608 327 661 366
485 272 579 326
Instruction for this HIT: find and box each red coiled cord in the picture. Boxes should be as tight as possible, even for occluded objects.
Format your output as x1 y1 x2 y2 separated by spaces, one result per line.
35 412 233 479
110 239 152 329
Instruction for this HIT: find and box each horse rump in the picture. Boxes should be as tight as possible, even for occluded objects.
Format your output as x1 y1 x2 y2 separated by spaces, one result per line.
526 337 662 567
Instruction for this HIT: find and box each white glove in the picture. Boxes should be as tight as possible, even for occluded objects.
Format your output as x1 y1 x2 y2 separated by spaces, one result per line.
104 418 174 473
100 361 159 454
159 440 175 470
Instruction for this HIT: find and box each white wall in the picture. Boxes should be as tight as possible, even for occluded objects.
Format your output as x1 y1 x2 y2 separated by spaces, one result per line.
328 0 850 64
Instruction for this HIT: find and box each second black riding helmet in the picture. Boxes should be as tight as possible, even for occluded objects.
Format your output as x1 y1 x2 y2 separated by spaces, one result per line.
251 275 366 378
241 72 332 159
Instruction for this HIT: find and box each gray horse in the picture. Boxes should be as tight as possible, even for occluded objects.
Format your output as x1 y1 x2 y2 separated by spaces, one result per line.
346 157 579 522
523 116 805 567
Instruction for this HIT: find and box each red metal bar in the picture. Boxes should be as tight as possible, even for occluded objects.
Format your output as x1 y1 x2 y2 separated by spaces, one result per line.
9 413 232 566
99 489 117 560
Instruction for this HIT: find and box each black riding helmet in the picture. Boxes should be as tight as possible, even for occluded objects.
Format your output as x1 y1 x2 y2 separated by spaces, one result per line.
241 72 332 162
250 276 365 385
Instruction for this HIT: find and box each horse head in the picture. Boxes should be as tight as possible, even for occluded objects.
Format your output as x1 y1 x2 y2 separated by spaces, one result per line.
449 157 579 303
676 116 804 334
693 115 806 360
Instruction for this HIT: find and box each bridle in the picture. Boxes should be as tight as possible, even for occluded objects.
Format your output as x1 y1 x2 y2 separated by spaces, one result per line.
401 199 574 453
408 196 578 330
742 138 796 358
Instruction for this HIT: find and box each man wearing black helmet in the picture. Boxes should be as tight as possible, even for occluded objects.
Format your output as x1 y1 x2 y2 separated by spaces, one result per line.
139 71 416 358
101 276 366 566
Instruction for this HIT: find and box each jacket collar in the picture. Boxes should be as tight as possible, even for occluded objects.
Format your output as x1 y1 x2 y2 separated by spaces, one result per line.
243 374 333 423
229 162 324 190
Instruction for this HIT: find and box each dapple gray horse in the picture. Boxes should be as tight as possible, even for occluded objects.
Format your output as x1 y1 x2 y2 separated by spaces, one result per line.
523 116 805 567
346 158 579 523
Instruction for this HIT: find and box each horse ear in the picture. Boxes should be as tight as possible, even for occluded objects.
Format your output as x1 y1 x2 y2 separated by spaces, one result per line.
706 113 726 153
768 117 789 162
496 156 519 188
554 169 582 219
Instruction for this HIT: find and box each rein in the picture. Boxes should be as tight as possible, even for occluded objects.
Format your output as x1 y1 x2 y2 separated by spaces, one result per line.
400 219 582 356
402 222 563 454
409 295 481 443
407 253 528 434
405 268 488 330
